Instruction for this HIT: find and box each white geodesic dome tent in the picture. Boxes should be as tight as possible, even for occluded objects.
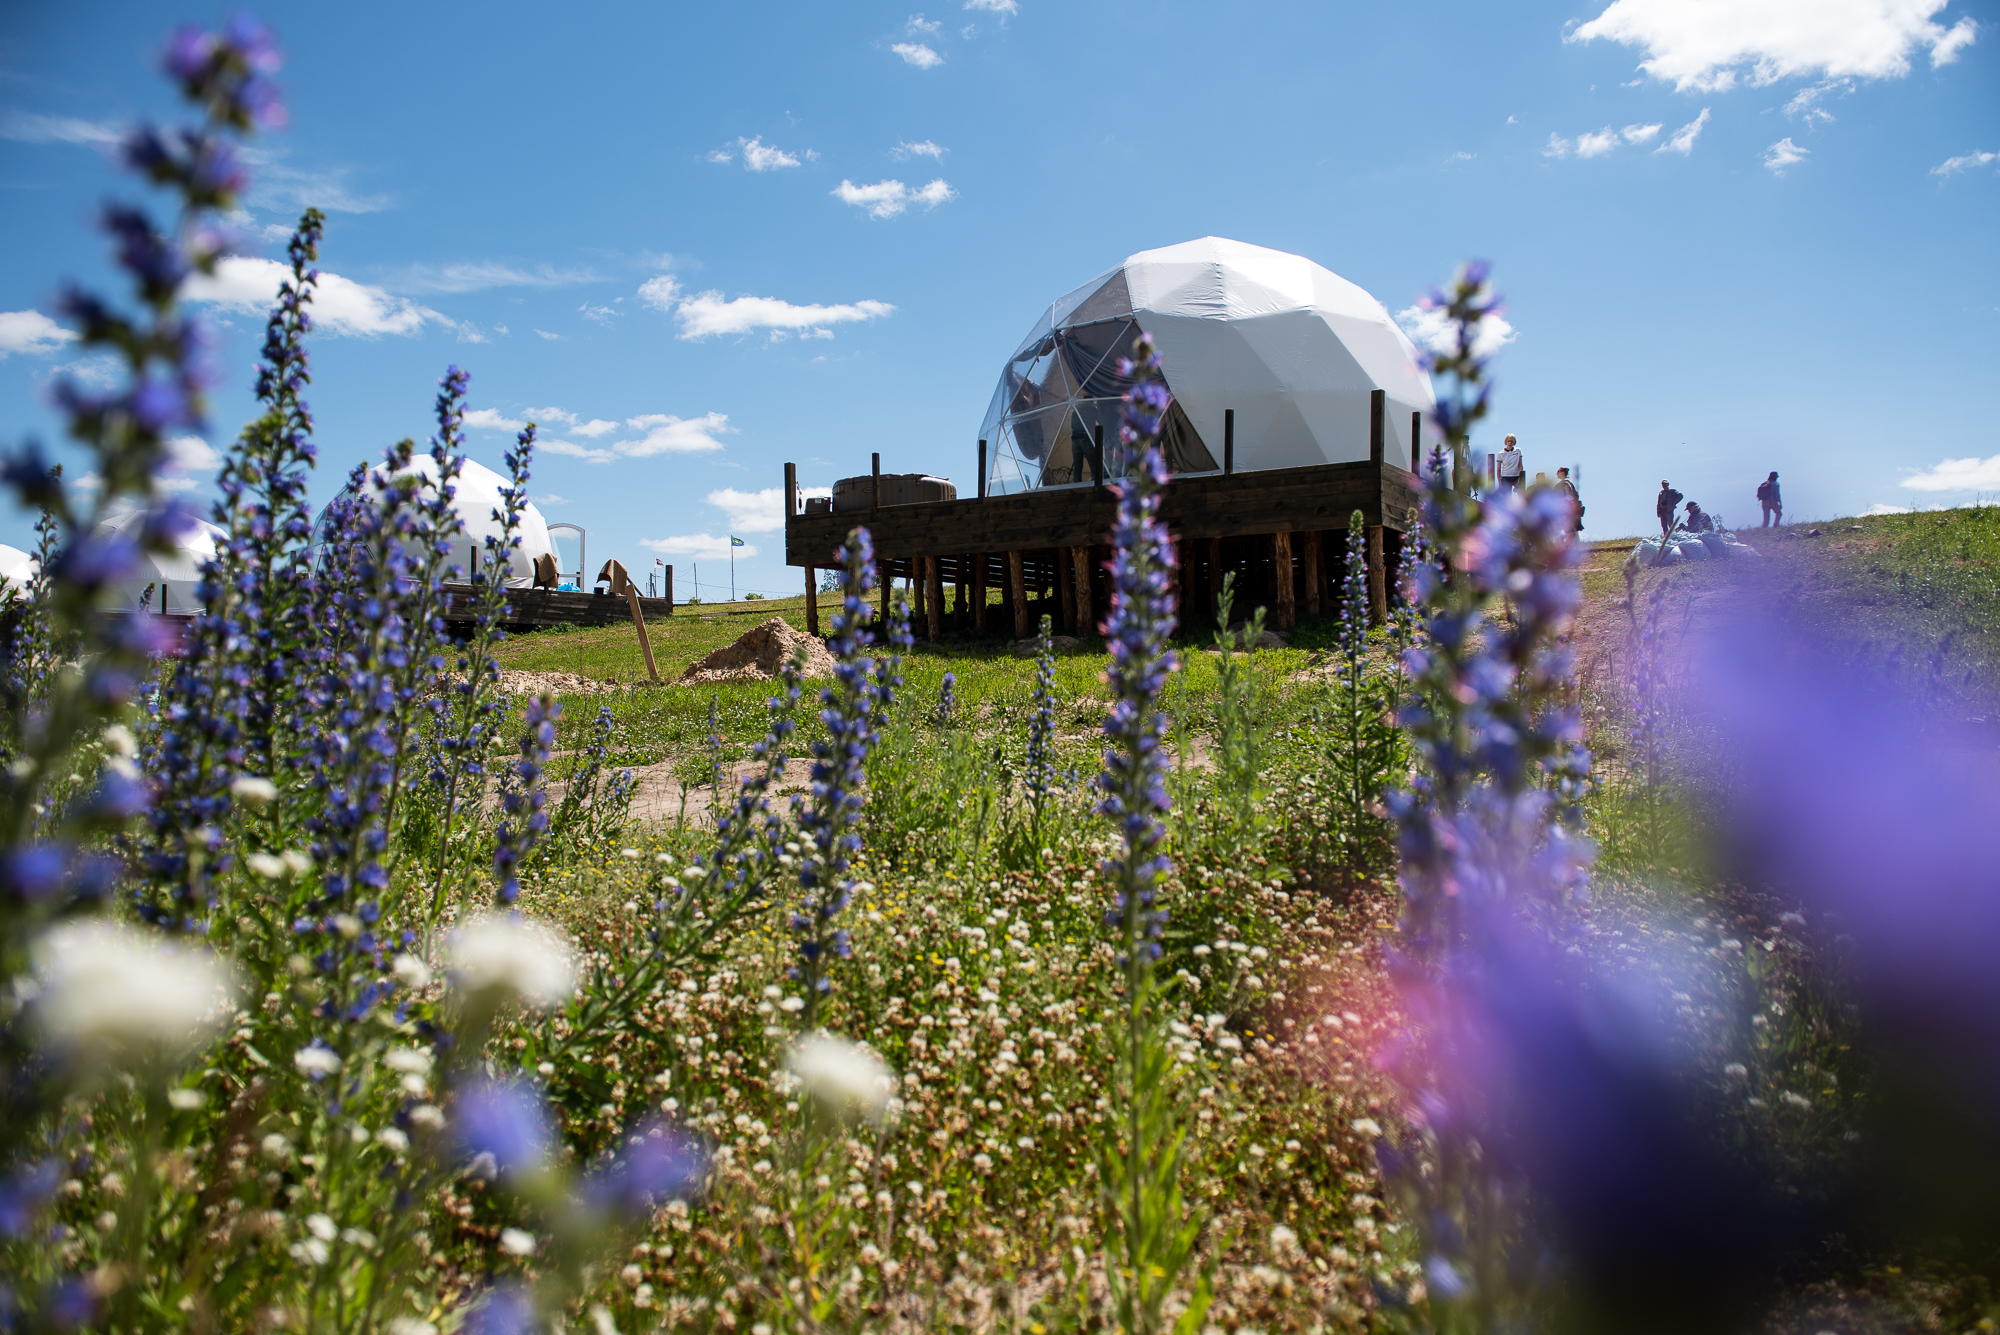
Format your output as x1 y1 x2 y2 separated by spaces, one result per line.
0 544 37 593
315 454 556 587
980 237 1435 495
92 509 226 614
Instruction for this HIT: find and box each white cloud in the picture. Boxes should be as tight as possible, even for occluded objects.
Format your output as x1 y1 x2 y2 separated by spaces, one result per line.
1396 303 1518 361
465 408 526 433
638 274 682 311
1900 454 2000 492
708 135 810 172
641 533 759 560
1568 0 1980 92
1764 136 1810 172
964 0 1019 12
1547 123 1666 159
1656 108 1712 153
391 261 600 294
579 301 619 324
907 12 941 32
832 177 956 218
0 309 76 358
533 494 572 507
1784 80 1847 126
892 42 943 68
239 147 391 215
183 257 445 336
0 111 119 145
707 147 734 164
165 435 223 473
893 139 947 159
704 485 830 533
1860 502 1912 515
1933 149 1998 176
526 408 622 437
673 290 895 340
535 329 563 341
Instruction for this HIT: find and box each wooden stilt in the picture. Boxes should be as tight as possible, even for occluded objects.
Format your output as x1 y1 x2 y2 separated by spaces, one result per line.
804 565 819 635
924 555 943 642
973 553 988 632
1367 524 1388 626
1303 530 1324 618
1074 543 1094 635
1057 546 1077 633
879 555 892 626
956 554 969 630
1007 550 1029 639
913 557 928 631
1272 531 1296 631
1208 535 1224 622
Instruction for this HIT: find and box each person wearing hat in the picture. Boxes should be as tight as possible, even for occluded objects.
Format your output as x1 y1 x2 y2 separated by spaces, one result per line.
1657 479 1684 537
1756 471 1782 527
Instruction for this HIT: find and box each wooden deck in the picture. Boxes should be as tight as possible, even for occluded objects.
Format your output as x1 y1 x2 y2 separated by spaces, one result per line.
438 582 673 631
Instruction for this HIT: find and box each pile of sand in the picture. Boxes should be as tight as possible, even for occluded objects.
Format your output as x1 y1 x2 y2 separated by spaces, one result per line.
681 617 835 685
498 669 621 697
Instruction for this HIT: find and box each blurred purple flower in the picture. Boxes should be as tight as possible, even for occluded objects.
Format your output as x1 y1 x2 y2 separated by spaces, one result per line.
461 1284 536 1335
583 1121 708 1218
1 846 71 904
454 1077 554 1179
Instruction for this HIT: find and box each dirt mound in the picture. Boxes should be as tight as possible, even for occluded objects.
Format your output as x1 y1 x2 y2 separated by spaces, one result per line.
681 617 834 685
499 670 621 697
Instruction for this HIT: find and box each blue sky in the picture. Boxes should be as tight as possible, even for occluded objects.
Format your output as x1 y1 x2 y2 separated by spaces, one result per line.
2 0 1996 596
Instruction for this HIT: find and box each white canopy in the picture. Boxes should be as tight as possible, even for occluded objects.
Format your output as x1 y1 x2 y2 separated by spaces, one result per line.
981 236 1436 493
318 454 556 587
92 509 226 614
0 544 37 593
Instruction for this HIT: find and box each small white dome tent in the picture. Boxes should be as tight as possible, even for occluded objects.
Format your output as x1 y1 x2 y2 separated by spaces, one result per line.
980 236 1435 494
92 509 227 614
315 453 556 587
0 544 38 594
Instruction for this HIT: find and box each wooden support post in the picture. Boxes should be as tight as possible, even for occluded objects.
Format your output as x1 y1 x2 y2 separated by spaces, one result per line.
1057 546 1077 633
1272 531 1296 631
804 566 819 635
879 555 892 626
925 555 943 642
1092 424 1104 489
872 452 882 510
1224 409 1235 475
977 439 987 500
784 461 797 520
663 565 672 609
1367 524 1388 626
1411 411 1422 473
1175 531 1193 623
1303 529 1324 617
1006 550 1028 639
973 554 988 632
1208 535 1224 621
1369 389 1386 467
623 585 660 683
956 554 969 630
1073 544 1094 635
912 556 928 630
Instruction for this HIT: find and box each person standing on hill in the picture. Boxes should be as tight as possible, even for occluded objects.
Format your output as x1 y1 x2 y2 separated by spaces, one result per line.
1556 466 1583 534
1757 471 1783 527
1657 479 1684 536
1496 435 1525 491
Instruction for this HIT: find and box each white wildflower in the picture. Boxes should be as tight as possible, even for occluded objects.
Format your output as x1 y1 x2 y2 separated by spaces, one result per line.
384 1047 433 1075
306 1214 337 1242
376 1127 409 1152
294 1046 341 1077
620 847 642 860
259 1133 291 1161
101 724 136 758
408 1104 445 1131
499 1227 537 1256
387 1320 437 1335
788 1035 894 1128
29 920 236 1062
1350 1117 1382 1137
245 852 287 879
231 775 278 805
1723 1063 1749 1080
391 954 431 988
280 849 313 877
341 1226 377 1249
166 1087 206 1110
447 914 575 1008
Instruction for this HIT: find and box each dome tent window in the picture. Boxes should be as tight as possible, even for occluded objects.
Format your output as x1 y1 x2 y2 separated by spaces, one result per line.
978 237 1433 496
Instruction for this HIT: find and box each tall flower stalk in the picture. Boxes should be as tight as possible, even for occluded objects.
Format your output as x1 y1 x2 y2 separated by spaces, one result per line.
1093 333 1212 1335
1026 614 1059 833
791 530 882 1028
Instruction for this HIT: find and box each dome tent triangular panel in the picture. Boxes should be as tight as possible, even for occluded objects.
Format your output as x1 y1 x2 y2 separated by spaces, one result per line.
312 454 556 587
979 237 1434 495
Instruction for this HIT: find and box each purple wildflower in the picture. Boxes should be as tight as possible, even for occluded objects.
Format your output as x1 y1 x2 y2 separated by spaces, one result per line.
454 1077 555 1179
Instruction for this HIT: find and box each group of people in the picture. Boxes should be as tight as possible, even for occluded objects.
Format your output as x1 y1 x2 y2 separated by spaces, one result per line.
1654 471 1784 537
1491 436 1585 533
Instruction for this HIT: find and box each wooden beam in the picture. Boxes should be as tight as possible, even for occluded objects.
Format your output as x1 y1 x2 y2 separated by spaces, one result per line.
879 554 891 626
1302 529 1324 618
784 461 797 520
1208 535 1224 622
924 555 943 642
784 459 1418 565
1369 389 1386 467
804 566 819 635
1224 409 1235 475
1272 531 1296 631
1057 545 1077 634
973 552 988 632
977 439 987 500
1006 550 1028 639
956 553 969 631
912 555 928 630
1073 543 1094 635
1367 524 1387 626
623 585 661 683
872 452 882 510
1411 411 1422 474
